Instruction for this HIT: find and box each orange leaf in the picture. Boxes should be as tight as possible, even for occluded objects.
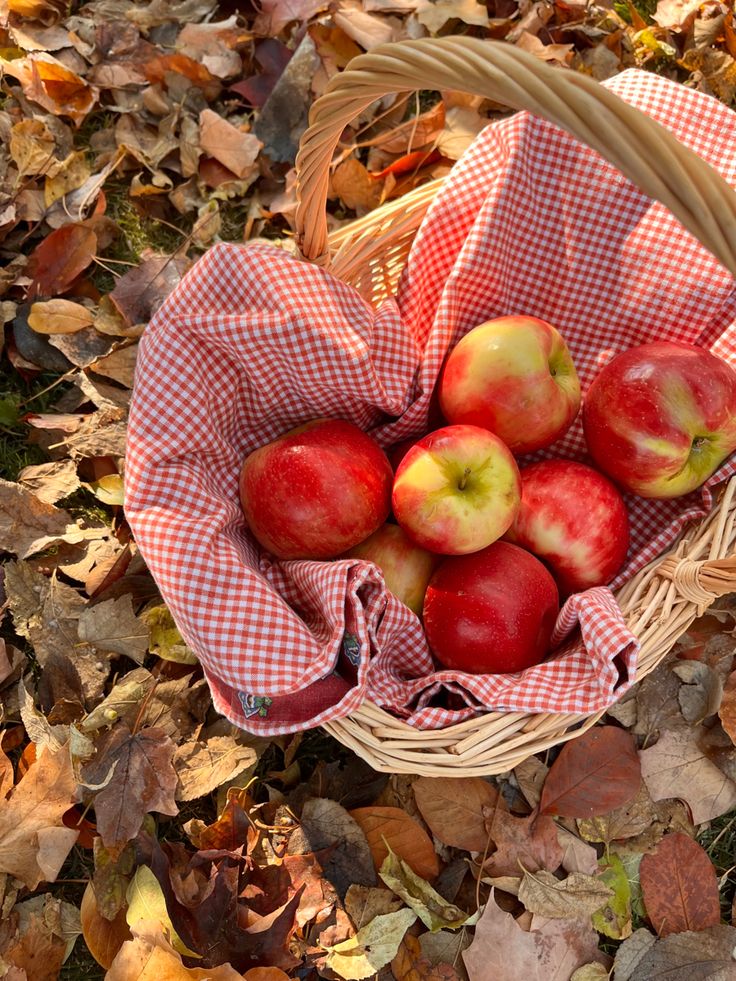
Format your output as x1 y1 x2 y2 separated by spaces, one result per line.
80 881 132 969
640 833 721 937
392 934 462 981
144 54 221 99
26 56 97 125
539 726 641 818
371 148 442 179
17 740 37 779
349 806 439 880
27 223 97 298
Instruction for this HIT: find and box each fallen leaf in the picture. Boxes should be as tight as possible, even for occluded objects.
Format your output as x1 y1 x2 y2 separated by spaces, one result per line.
6 54 97 125
81 724 178 846
0 745 78 889
539 726 641 818
89 344 139 388
612 928 657 981
392 934 462 981
419 928 472 975
106 934 244 981
632 661 684 739
27 299 94 335
1 903 68 981
517 869 613 919
435 106 486 160
330 157 383 214
86 474 124 506
125 866 195 956
380 848 474 932
653 0 701 29
176 17 246 79
294 798 376 899
253 0 329 35
8 0 66 25
17 459 80 505
515 31 574 65
26 223 97 299
591 854 632 940
672 661 724 724
0 478 73 558
80 881 132 969
415 0 489 32
243 971 292 981
173 736 257 801
413 777 497 851
349 806 439 880
344 885 404 931
639 832 720 937
108 256 189 328
639 726 736 824
324 907 417 980
9 118 57 178
139 605 197 665
77 595 150 664
718 669 736 744
91 838 136 921
570 966 609 981
482 808 563 877
615 924 736 980
462 892 609 981
577 782 659 846
199 110 262 180
556 826 600 875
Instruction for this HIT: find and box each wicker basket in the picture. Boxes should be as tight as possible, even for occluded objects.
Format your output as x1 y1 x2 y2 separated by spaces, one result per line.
291 37 736 776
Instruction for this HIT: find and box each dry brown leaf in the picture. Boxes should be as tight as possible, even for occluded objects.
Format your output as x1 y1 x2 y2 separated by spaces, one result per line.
577 782 659 846
80 882 132 969
517 869 613 919
0 478 76 558
719 668 736 744
9 119 57 178
77 595 149 664
0 746 13 798
17 459 80 505
483 808 563 878
108 256 189 328
515 31 574 65
652 0 701 29
349 805 440 880
293 797 376 898
640 726 736 824
614 925 736 980
253 0 329 35
92 345 139 388
81 724 178 846
413 777 498 852
333 0 402 48
198 110 262 179
6 54 97 125
415 0 489 32
392 934 463 981
672 660 724 724
28 299 95 335
173 736 257 801
0 745 78 889
344 884 404 931
556 825 599 875
107 933 245 981
436 106 486 160
176 18 247 79
330 157 383 214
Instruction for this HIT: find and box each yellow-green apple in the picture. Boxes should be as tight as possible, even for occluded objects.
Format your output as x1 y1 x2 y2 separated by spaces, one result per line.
583 341 736 499
505 460 629 595
439 316 581 454
423 541 559 673
392 424 521 555
239 418 392 560
347 523 438 615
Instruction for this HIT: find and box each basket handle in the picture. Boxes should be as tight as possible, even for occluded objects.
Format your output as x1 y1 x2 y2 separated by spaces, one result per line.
294 36 736 275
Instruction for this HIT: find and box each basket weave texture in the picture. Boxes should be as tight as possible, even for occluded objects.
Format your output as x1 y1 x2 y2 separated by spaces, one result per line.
125 39 736 776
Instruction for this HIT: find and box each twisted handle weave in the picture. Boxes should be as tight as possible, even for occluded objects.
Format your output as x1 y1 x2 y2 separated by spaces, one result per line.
294 37 736 275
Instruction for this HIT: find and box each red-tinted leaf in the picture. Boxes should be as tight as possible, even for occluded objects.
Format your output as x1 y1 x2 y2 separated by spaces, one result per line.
640 832 721 937
371 148 442 179
27 224 97 298
539 726 641 818
414 776 500 851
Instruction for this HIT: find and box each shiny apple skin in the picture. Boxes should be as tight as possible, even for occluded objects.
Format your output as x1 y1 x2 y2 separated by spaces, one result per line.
583 341 736 499
439 316 581 454
505 460 629 596
347 523 439 615
422 541 560 674
239 418 393 560
392 425 521 555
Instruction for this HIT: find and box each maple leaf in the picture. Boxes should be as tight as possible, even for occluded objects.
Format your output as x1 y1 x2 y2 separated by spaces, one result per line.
82 724 178 846
0 745 79 890
482 806 563 877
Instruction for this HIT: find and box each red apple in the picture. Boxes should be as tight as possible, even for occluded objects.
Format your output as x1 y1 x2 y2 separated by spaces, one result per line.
392 425 521 555
239 418 392 559
423 541 559 674
346 523 438 615
583 341 736 499
505 460 629 595
439 316 581 454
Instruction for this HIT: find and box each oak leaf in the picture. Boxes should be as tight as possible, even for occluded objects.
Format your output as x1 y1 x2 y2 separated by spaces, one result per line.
413 776 498 851
539 726 641 818
639 832 720 937
349 806 439 880
0 745 78 889
81 725 178 846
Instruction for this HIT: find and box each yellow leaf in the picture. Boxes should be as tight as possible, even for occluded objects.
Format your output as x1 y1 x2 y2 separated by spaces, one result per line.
28 299 94 335
325 908 417 979
44 150 92 206
107 936 242 981
9 118 56 178
140 605 198 665
125 867 199 958
85 474 125 507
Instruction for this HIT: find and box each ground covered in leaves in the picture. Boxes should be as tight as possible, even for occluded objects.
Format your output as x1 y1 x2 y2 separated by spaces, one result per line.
2 0 736 978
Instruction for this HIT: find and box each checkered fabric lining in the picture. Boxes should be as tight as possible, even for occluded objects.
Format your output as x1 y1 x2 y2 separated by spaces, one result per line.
125 67 736 736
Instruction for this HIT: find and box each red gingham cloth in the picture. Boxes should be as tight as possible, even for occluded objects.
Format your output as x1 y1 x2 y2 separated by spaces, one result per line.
125 68 736 736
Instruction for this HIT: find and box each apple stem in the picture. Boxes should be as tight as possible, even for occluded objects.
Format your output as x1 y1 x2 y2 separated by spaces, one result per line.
458 467 472 490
